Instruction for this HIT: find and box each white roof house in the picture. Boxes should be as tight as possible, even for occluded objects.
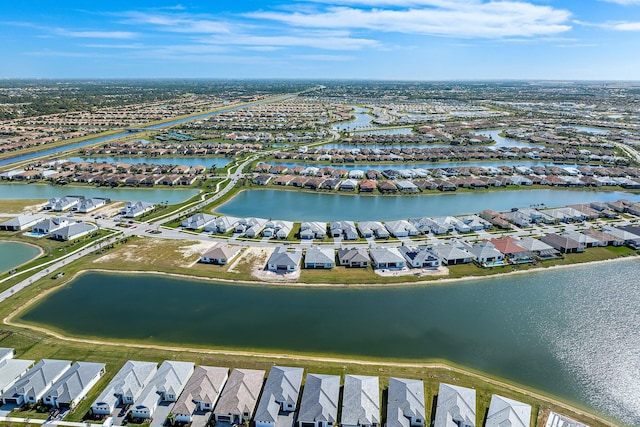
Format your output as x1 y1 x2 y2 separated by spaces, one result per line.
485 395 531 427
0 358 35 397
0 214 45 231
434 383 476 427
544 411 589 427
182 213 217 230
42 361 106 409
369 248 406 269
341 375 380 427
300 222 327 240
0 348 14 363
91 361 158 415
32 217 71 234
2 359 72 406
386 378 425 427
51 222 97 241
121 201 155 218
213 368 265 425
172 366 229 423
432 244 474 266
254 366 304 427
76 198 109 213
267 247 302 272
384 220 420 238
130 361 195 419
297 374 340 427
304 247 335 269
205 216 241 234
358 222 389 239
200 243 242 265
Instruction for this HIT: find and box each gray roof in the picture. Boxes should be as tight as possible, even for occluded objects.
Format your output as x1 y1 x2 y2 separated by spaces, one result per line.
517 237 555 253
92 361 158 411
341 375 380 427
386 378 425 427
268 247 302 268
297 374 340 424
134 361 195 410
52 222 97 239
544 411 589 427
172 366 229 417
432 244 473 262
213 368 265 417
0 359 35 394
465 242 503 260
0 214 44 229
0 348 13 361
182 213 217 230
33 217 70 233
44 361 105 405
202 244 241 261
369 248 405 265
433 383 476 427
485 395 531 427
4 359 71 401
305 247 335 265
254 366 304 422
337 248 370 264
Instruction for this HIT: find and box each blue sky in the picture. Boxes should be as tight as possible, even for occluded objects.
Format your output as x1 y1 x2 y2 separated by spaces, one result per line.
2 0 640 80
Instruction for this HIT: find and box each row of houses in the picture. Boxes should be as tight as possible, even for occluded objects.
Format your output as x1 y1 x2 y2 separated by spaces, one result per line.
0 348 593 427
0 214 98 241
182 214 294 239
42 196 110 213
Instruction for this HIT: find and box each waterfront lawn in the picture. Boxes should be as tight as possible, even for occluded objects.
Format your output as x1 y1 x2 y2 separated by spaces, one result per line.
0 199 45 214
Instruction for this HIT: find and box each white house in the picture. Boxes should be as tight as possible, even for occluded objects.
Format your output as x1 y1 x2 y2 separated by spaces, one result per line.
254 366 304 427
0 358 35 397
267 247 302 272
304 247 335 269
433 383 476 427
0 214 45 231
398 246 441 268
213 368 265 425
76 198 110 213
386 378 425 427
91 361 158 416
2 359 71 406
32 217 71 235
485 395 531 427
130 361 195 419
51 222 97 241
384 220 420 238
200 244 242 265
341 375 380 427
369 248 406 269
171 366 229 423
121 201 155 218
300 222 327 240
42 362 106 409
297 374 340 427
181 213 217 230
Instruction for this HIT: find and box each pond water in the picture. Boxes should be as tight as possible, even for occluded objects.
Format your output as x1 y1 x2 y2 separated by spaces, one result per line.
19 260 640 425
0 241 41 273
215 189 640 221
0 184 199 205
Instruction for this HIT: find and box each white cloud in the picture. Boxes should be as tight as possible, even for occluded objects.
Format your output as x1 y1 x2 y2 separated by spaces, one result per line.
54 29 137 39
117 11 232 34
599 0 640 5
576 19 640 31
245 1 572 38
201 33 380 50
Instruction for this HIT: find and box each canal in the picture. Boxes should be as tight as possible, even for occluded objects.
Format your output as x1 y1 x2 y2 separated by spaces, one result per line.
18 259 640 425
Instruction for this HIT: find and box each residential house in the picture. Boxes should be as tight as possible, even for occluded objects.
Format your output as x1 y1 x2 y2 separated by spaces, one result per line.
2 359 72 406
544 412 589 427
337 248 370 268
464 242 505 267
488 237 533 263
171 366 229 423
304 247 335 269
0 214 45 231
386 378 425 427
91 361 158 415
200 244 242 265
32 217 71 235
540 234 583 254
267 247 302 272
254 174 272 185
433 383 476 427
76 198 110 213
341 375 380 427
300 222 327 240
182 213 217 230
0 357 35 397
45 196 81 212
263 221 294 239
581 228 624 247
398 246 441 268
130 361 195 419
485 395 531 427
560 230 599 249
213 368 265 425
42 362 106 409
297 374 340 427
431 244 474 266
601 226 640 249
0 348 14 363
396 180 419 193
369 248 406 270
121 201 155 218
358 222 389 239
329 221 358 240
516 237 559 259
340 179 358 191
51 222 97 241
254 366 304 427
205 216 241 234
384 220 420 238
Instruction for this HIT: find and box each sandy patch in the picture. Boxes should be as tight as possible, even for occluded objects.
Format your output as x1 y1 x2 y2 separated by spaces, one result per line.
374 266 449 277
94 243 145 264
93 201 125 217
22 201 46 212
178 241 215 267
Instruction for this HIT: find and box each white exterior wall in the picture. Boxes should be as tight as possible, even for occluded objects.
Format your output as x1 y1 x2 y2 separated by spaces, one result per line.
131 405 152 419
255 421 276 427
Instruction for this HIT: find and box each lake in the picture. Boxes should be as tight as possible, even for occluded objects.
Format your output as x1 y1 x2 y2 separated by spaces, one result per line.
0 241 41 273
18 260 640 425
215 188 640 221
0 184 199 205
66 156 231 169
